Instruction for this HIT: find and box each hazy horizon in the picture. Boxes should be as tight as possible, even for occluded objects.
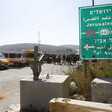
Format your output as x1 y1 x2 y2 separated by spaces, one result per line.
0 42 79 47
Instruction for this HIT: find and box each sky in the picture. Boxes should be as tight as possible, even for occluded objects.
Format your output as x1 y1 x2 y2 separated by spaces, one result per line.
0 0 112 46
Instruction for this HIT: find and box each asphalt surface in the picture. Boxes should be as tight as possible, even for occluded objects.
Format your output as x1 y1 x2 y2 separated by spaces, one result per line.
0 63 72 112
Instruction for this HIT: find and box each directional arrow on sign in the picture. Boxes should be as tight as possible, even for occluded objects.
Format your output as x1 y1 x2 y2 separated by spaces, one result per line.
84 44 94 51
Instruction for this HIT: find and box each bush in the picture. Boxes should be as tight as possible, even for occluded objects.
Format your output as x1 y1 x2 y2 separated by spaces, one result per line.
65 60 112 101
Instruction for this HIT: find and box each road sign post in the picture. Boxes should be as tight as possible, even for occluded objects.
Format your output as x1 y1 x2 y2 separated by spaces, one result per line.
79 4 112 60
92 0 94 6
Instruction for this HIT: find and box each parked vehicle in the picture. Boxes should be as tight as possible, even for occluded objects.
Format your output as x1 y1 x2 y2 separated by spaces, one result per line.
0 53 9 69
1 51 26 67
25 50 42 65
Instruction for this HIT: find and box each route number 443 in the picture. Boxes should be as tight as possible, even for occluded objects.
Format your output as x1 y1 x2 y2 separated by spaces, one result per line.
99 28 111 36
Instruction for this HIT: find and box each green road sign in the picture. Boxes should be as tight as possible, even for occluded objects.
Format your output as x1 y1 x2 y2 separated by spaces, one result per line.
79 4 112 60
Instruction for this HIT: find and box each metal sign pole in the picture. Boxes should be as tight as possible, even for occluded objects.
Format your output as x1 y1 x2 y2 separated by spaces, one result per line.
84 59 87 76
34 46 38 61
84 0 95 84
92 0 94 6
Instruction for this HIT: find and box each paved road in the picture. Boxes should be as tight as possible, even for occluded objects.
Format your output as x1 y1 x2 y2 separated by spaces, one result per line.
0 64 72 112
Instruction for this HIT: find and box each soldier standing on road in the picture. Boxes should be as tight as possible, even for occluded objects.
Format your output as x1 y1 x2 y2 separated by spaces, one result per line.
66 55 69 65
52 54 56 64
73 55 77 65
66 55 72 65
62 54 66 65
58 55 61 65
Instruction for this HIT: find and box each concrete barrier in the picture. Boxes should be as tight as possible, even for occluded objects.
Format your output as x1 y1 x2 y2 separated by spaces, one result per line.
20 75 69 112
91 78 112 103
50 98 112 112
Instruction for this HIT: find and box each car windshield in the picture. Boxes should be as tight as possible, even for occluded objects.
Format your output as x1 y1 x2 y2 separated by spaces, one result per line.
0 54 5 59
